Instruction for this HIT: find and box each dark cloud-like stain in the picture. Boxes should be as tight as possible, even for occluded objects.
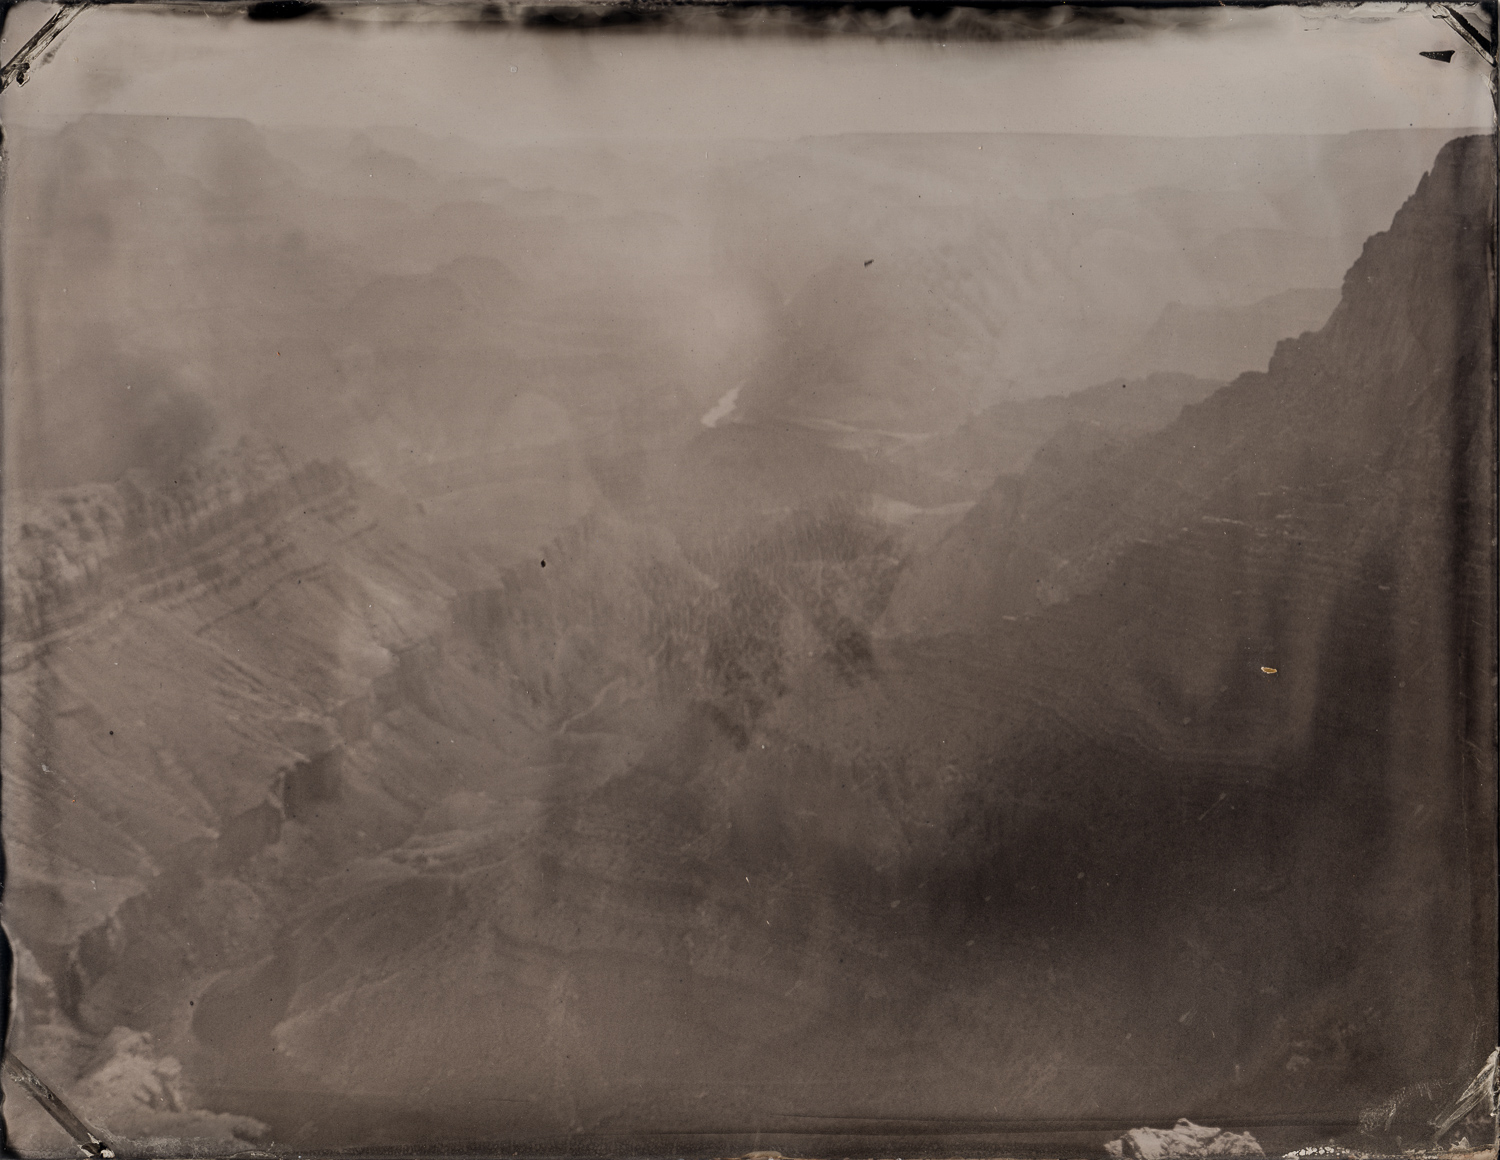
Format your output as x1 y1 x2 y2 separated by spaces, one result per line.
11 349 220 491
254 1 1221 40
520 2 671 29
245 1 326 21
130 386 219 484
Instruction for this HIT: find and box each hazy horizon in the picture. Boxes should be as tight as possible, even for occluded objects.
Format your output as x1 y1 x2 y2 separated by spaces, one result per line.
3 113 1481 496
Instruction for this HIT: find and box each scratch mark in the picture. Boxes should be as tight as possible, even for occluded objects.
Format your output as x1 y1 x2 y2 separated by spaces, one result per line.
1 1050 113 1158
1432 1047 1498 1142
0 4 91 93
1432 3 1496 66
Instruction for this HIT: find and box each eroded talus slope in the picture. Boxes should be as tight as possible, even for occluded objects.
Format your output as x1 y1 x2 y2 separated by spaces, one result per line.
3 442 443 944
1 441 570 1152
161 504 917 1142
3 447 913 1150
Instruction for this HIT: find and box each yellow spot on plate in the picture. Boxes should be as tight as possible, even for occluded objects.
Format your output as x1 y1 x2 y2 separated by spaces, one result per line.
1261 666 1278 674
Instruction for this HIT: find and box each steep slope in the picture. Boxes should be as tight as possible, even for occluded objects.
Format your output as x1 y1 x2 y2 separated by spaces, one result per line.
887 134 1495 636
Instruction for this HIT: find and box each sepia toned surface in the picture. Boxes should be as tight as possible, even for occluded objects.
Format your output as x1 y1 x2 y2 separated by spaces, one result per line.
1 5 1495 1156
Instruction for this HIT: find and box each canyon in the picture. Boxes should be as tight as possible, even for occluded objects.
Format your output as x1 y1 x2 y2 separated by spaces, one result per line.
2 127 1494 1157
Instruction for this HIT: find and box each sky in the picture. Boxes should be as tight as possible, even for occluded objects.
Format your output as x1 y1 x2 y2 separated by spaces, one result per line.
0 2 1493 143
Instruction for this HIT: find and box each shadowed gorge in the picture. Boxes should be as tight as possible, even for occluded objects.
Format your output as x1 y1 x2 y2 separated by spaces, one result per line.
2 94 1494 1160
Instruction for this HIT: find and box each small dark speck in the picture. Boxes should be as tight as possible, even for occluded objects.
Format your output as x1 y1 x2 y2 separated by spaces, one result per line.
540 560 546 568
1419 49 1455 61
864 259 874 267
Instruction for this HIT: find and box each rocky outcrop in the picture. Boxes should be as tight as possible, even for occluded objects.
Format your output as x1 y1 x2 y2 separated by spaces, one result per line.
1107 1120 1265 1159
3 441 339 651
